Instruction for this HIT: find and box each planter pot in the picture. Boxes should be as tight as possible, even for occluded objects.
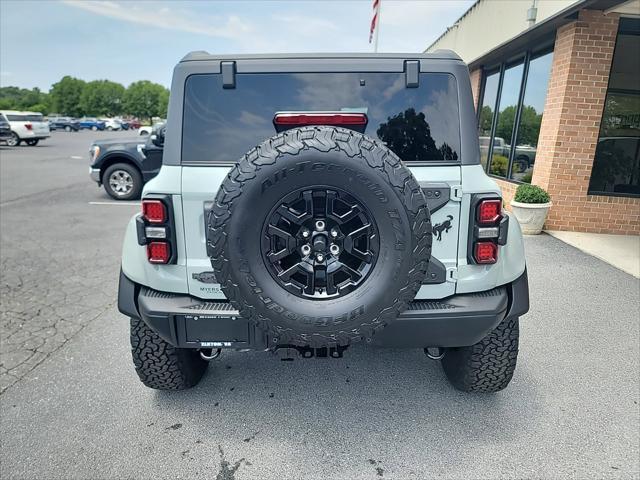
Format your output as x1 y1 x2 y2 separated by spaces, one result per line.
510 200 552 235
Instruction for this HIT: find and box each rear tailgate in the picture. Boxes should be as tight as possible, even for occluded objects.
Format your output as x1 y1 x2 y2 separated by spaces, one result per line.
27 114 50 137
179 66 463 300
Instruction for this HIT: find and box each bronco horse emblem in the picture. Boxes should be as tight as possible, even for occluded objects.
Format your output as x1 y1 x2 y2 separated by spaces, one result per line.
432 215 454 241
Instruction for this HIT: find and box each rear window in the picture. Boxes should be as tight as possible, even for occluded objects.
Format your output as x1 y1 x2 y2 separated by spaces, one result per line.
182 72 460 163
7 114 44 122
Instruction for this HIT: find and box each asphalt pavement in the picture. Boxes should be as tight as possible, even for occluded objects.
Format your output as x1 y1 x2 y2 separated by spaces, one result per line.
0 132 639 479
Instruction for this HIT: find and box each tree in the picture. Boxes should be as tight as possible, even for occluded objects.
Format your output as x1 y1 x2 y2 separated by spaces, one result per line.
50 76 86 117
79 80 125 116
124 81 169 123
495 105 542 146
478 105 493 136
377 107 457 162
495 105 516 144
0 86 51 114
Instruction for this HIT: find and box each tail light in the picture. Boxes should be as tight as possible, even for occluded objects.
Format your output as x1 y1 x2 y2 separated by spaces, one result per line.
24 123 33 130
147 242 171 264
474 242 498 264
142 200 166 223
136 196 176 264
468 196 508 265
477 199 502 224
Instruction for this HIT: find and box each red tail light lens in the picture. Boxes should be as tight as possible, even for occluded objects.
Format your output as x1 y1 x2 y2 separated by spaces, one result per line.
273 112 368 127
474 241 498 264
477 199 502 224
142 200 166 224
24 123 33 131
147 242 170 264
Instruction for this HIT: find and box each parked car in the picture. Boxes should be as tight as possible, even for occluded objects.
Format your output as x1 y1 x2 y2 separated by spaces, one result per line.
0 110 50 146
127 119 141 130
79 118 106 131
479 136 537 172
0 113 12 144
118 52 529 393
89 123 165 200
138 125 153 136
49 116 80 132
101 118 122 131
139 120 165 136
119 120 130 130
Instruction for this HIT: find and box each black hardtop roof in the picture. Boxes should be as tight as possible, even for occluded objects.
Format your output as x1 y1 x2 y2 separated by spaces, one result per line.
180 50 462 63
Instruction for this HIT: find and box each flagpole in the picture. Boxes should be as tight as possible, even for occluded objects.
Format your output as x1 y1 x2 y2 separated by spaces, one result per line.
373 0 382 53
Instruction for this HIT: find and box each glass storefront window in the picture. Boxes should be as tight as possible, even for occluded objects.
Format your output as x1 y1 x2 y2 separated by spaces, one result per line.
478 71 499 170
488 62 524 178
509 51 554 183
589 19 640 197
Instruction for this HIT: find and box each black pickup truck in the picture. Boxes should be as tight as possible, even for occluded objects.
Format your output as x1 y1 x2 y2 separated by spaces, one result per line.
89 126 164 200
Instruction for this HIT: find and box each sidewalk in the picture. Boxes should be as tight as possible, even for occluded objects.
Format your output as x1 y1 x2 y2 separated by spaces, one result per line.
545 230 640 278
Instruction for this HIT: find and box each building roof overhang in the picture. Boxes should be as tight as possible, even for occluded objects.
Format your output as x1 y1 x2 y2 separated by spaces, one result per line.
467 0 629 71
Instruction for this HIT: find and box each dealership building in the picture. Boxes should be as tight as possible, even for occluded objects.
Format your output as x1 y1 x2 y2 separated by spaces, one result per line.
427 0 639 234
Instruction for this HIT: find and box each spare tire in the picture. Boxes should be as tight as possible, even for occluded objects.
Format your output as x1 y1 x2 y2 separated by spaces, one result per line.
207 126 432 347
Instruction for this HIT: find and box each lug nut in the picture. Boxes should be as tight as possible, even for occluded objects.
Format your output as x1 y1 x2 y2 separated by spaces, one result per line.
316 253 324 263
315 220 325 232
330 244 340 256
330 228 338 238
301 244 311 256
301 229 310 238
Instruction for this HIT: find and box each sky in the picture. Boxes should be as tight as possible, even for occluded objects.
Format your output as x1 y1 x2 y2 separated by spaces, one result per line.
0 0 475 92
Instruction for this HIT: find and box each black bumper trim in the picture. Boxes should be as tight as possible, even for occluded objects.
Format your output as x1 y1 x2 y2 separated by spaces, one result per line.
118 268 529 350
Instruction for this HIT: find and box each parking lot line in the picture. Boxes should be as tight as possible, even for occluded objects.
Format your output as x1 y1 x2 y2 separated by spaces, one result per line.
70 156 83 159
88 201 140 206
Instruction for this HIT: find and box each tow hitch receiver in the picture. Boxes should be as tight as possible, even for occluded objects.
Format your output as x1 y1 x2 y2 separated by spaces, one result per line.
274 345 349 361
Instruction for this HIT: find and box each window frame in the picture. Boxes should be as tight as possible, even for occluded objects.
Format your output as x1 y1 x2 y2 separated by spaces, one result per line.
477 45 554 184
180 71 463 166
587 17 640 198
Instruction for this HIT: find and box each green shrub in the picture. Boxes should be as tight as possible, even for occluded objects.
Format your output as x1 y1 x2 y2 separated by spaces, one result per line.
489 155 508 177
514 184 550 204
520 171 533 184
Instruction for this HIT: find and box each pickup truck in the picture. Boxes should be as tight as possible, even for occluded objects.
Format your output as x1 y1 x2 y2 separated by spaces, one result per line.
479 136 537 173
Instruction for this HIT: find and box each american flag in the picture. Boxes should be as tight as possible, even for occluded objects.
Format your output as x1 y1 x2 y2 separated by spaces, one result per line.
369 0 380 44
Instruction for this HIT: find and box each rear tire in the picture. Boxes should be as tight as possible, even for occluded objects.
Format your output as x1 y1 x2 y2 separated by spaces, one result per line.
130 317 208 390
6 132 20 146
25 139 39 146
441 316 519 392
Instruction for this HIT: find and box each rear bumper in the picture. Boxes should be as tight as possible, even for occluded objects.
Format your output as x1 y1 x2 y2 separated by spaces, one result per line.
118 269 529 350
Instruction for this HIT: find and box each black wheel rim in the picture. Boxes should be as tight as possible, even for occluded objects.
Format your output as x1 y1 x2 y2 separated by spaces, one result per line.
261 187 379 300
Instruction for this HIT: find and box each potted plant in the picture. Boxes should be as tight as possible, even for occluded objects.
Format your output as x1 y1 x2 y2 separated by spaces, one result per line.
510 184 552 235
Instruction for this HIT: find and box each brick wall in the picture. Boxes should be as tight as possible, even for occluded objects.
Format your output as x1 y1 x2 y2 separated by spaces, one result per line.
469 68 482 111
527 9 639 234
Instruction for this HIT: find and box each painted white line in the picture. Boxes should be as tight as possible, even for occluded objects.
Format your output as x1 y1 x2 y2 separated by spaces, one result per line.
88 201 140 206
71 156 83 159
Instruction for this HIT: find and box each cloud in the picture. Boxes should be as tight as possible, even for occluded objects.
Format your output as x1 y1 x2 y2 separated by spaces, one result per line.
61 0 252 39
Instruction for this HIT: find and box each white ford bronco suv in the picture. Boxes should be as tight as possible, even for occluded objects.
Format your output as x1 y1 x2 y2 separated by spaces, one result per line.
118 52 529 393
